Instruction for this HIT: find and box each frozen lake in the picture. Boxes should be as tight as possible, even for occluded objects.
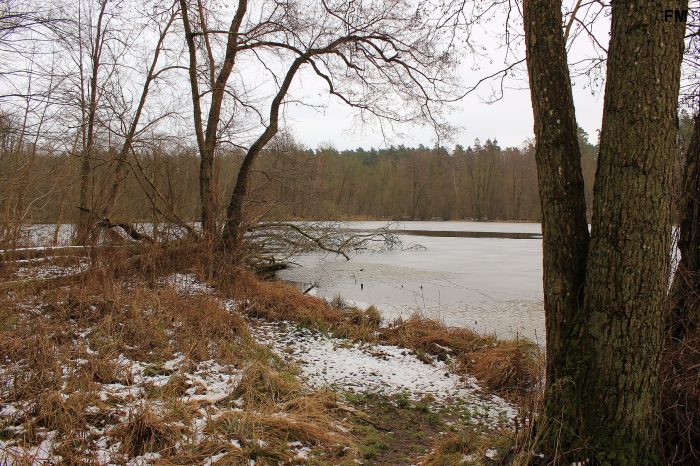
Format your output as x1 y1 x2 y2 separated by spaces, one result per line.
278 221 545 342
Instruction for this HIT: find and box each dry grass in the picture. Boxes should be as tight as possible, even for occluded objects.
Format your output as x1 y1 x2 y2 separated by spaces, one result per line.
421 410 548 466
382 313 488 360
210 408 348 447
461 339 544 397
1 245 545 464
217 270 544 399
662 323 700 466
42 275 252 366
381 314 543 400
0 327 64 403
202 391 351 464
167 392 352 465
423 430 504 465
229 361 301 408
218 268 345 330
112 405 183 457
0 252 355 464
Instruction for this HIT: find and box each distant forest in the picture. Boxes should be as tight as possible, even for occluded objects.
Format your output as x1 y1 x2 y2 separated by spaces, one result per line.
1 125 600 231
267 132 596 222
3 115 696 236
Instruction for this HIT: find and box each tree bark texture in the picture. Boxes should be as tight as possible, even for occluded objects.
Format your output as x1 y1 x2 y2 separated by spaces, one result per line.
523 1 590 430
524 0 688 463
574 2 687 463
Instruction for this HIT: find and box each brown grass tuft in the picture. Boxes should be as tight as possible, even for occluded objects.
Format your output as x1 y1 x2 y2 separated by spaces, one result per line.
462 339 544 397
217 268 345 330
343 305 383 334
83 353 131 385
210 409 348 447
0 327 64 403
230 361 300 407
382 313 489 361
422 429 514 465
113 405 183 457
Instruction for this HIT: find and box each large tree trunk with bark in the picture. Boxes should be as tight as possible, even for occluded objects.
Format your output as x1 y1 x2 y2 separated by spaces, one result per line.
572 2 686 462
524 0 687 463
522 1 590 438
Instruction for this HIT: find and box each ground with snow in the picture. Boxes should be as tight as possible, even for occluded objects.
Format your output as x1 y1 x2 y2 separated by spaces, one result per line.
252 320 515 429
1 268 517 465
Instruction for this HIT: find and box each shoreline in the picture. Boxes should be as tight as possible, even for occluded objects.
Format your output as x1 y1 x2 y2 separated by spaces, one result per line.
0 253 542 464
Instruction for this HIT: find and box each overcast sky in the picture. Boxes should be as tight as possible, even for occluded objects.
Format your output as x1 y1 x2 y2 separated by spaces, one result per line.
285 72 606 150
282 2 610 151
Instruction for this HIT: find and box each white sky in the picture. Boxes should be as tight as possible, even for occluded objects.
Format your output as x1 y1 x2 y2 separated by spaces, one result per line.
281 1 610 151
285 75 605 150
6 1 697 153
0 0 623 152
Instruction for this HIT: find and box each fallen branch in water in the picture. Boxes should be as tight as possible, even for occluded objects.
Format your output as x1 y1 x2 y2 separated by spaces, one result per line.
303 283 318 294
254 222 352 260
247 221 400 265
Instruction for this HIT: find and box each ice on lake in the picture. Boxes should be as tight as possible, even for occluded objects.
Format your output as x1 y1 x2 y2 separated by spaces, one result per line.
278 221 545 343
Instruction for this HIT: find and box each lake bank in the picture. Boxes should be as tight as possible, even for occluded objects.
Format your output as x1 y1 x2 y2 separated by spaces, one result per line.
0 249 540 465
12 221 547 342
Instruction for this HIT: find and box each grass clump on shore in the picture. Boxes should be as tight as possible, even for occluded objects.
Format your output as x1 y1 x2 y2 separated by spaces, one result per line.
230 361 301 407
461 339 544 397
219 271 543 400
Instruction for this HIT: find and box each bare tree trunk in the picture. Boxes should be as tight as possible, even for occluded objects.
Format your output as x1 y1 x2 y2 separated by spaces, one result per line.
100 10 176 220
53 192 65 245
523 0 589 445
524 0 687 462
222 56 306 251
179 0 247 238
76 0 109 244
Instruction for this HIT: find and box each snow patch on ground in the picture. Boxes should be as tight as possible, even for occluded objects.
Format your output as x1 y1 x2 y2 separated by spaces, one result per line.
1 272 518 464
165 273 216 295
0 352 242 465
252 320 516 427
13 261 89 280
